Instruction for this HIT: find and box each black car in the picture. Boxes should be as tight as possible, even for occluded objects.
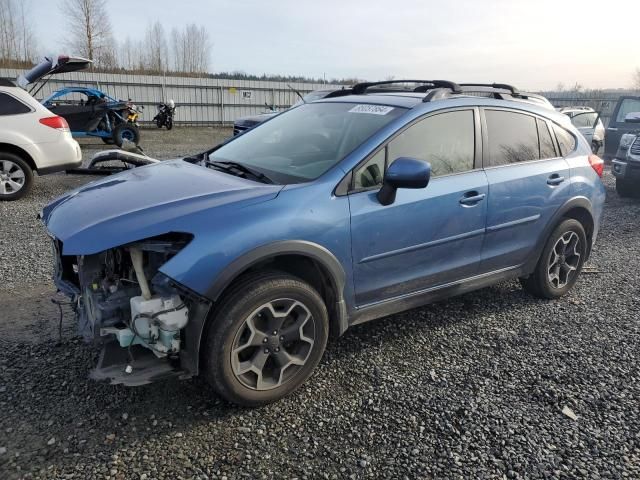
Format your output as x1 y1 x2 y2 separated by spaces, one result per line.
233 88 347 135
611 112 640 197
604 95 640 161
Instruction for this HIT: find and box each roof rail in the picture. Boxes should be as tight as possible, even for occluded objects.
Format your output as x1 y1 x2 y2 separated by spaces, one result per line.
459 83 521 96
352 79 462 95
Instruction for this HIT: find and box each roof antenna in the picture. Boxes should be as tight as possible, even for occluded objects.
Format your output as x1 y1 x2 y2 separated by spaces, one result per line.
287 84 306 103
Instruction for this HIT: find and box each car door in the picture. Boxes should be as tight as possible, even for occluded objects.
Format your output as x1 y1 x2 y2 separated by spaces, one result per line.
570 111 599 144
479 109 572 273
604 96 640 160
348 108 488 306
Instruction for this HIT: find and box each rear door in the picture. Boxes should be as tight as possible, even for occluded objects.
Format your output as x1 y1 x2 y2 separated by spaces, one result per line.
605 96 640 160
479 109 572 273
349 108 488 306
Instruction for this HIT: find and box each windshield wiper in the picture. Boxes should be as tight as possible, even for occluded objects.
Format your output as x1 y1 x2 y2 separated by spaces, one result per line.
205 160 274 184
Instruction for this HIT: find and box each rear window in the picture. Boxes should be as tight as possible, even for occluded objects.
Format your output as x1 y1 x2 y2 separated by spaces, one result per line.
553 124 576 156
0 93 31 115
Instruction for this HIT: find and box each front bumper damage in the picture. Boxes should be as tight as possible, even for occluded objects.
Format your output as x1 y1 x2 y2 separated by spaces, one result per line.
51 235 212 386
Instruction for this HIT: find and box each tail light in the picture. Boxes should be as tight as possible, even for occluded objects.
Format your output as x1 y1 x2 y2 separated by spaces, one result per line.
39 116 69 132
588 154 604 178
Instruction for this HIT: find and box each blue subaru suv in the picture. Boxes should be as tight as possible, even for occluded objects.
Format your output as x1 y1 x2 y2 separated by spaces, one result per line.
42 80 606 406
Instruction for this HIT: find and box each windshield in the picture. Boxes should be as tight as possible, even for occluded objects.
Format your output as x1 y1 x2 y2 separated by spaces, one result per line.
209 102 405 183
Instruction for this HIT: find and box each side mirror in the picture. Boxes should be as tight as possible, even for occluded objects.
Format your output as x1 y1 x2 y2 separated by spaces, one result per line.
624 112 640 123
377 157 431 206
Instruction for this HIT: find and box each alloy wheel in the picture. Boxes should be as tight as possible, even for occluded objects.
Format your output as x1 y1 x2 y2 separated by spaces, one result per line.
547 231 581 289
231 298 315 391
0 160 26 195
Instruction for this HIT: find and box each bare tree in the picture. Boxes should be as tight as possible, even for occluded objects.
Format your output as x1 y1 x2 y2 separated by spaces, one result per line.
143 21 168 73
0 0 37 66
61 0 113 67
171 23 211 73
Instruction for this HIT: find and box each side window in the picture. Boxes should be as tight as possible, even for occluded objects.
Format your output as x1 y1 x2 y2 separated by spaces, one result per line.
387 110 475 177
570 112 598 128
537 119 557 159
485 110 539 166
353 149 385 189
0 93 31 115
553 124 576 157
616 98 640 123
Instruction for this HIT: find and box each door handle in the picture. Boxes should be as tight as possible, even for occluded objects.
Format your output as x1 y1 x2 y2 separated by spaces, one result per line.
547 174 565 186
459 192 486 206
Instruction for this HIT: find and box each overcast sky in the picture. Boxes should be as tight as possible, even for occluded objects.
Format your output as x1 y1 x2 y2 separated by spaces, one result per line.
34 0 639 90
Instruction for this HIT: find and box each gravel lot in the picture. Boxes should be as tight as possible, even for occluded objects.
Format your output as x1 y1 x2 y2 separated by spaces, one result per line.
1 131 639 479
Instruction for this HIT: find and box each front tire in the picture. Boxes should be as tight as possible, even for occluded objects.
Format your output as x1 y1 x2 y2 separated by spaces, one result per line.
203 272 329 407
0 153 33 201
165 117 173 130
616 178 635 198
520 219 587 299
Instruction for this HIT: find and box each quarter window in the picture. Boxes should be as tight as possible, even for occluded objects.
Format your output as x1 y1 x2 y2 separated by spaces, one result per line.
485 110 539 166
553 124 576 157
353 149 385 189
386 110 475 177
0 93 31 115
537 119 557 159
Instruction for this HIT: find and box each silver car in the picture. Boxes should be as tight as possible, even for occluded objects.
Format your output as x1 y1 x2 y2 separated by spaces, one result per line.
559 107 605 154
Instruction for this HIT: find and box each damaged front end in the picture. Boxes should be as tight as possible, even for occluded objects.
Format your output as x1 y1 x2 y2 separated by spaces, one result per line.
52 233 211 386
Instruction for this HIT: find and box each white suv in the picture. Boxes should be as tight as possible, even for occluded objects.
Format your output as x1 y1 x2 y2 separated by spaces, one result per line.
558 106 605 154
0 79 82 200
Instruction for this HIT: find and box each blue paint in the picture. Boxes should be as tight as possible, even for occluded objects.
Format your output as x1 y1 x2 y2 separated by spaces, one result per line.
42 91 606 323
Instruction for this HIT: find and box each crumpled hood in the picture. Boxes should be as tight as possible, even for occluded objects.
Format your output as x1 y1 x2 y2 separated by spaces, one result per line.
43 160 282 255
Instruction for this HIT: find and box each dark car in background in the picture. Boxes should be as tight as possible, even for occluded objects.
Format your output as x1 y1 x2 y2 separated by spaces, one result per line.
604 96 640 161
612 112 640 197
233 88 347 135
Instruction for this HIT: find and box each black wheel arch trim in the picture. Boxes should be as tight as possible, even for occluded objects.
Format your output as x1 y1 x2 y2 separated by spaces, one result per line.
204 241 346 302
524 196 595 273
185 241 348 377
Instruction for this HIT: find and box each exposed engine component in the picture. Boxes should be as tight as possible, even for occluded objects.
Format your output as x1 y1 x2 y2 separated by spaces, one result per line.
53 234 195 365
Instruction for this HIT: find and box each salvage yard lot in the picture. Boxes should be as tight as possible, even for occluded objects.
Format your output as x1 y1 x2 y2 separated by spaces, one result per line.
1 128 639 479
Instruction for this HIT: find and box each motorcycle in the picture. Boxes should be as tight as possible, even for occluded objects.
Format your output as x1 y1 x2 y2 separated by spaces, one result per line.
153 100 175 130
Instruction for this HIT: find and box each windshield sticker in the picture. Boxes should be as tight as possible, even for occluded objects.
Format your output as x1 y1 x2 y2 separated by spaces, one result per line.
348 104 394 115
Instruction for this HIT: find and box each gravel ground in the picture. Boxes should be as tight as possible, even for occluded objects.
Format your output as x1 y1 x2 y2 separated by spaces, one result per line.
1 136 639 479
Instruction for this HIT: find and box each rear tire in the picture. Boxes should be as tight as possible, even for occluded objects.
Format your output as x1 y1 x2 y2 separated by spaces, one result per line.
0 153 33 201
166 117 173 130
520 219 587 299
203 271 329 407
616 178 636 198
